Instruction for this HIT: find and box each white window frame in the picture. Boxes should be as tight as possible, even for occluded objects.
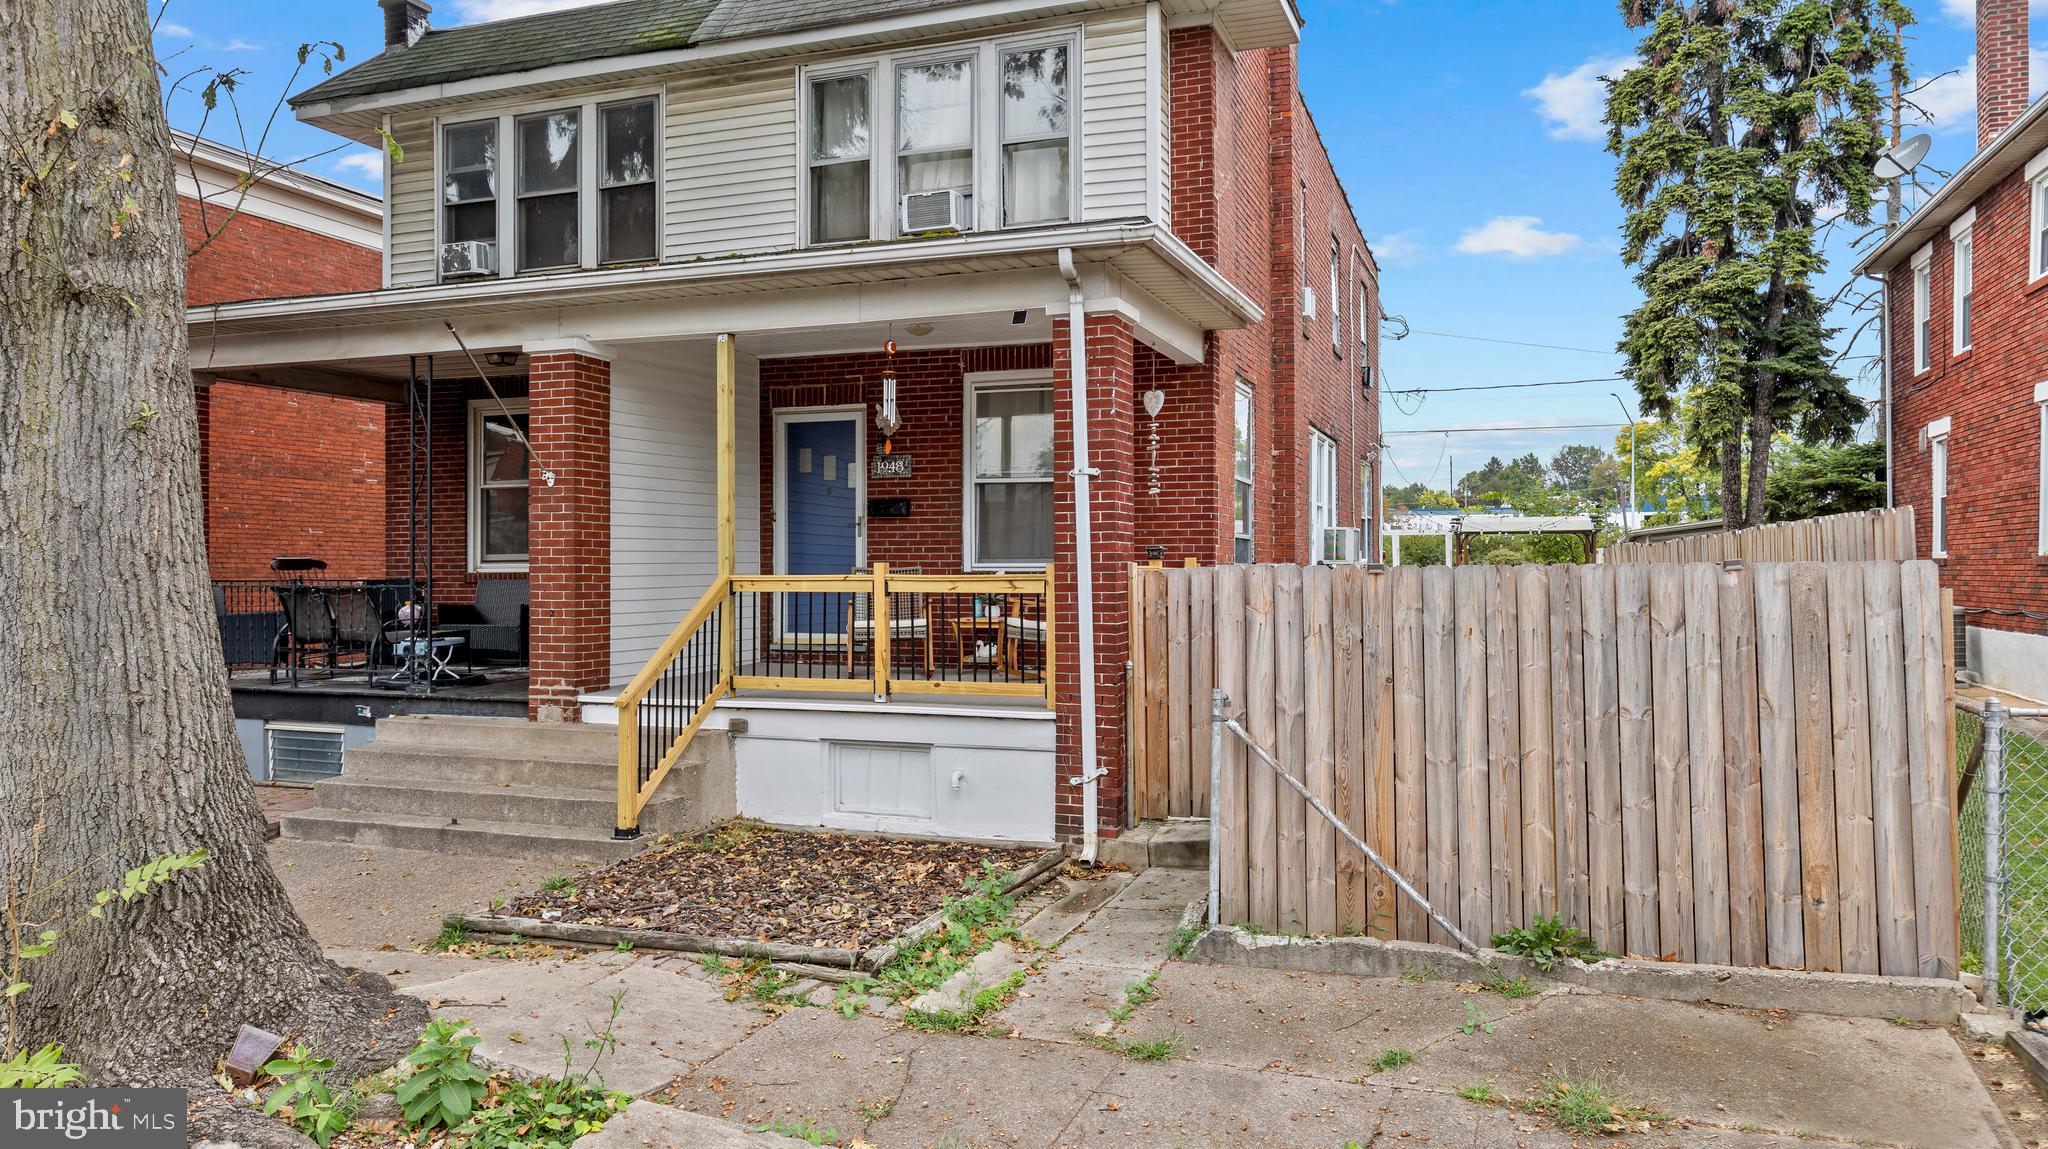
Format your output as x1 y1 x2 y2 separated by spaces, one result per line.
468 398 531 572
1309 428 1338 554
1910 243 1932 374
961 369 1055 571
434 88 663 283
2029 148 2048 281
1329 236 1343 354
1951 208 1975 354
1234 380 1254 562
2037 383 2048 555
1927 416 1951 559
596 95 661 266
797 29 1081 247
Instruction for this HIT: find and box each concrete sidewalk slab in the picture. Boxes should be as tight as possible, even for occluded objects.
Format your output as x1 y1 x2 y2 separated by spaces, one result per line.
404 956 763 1095
1016 873 1134 947
998 957 1155 1040
270 837 579 950
673 1010 921 1138
1114 964 1538 1080
580 1100 812 1148
1099 867 1206 913
1410 992 2006 1149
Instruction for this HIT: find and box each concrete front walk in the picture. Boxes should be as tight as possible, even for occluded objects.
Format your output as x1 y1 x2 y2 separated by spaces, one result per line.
276 844 2018 1149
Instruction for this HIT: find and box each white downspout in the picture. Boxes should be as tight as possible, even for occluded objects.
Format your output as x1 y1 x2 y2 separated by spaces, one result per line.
1059 248 1103 863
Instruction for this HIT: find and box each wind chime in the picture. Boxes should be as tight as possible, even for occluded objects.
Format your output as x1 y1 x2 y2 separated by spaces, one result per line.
1142 385 1165 497
876 337 902 453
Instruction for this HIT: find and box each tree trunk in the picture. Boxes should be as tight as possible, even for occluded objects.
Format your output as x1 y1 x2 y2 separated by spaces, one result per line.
1718 438 1744 529
0 0 423 1084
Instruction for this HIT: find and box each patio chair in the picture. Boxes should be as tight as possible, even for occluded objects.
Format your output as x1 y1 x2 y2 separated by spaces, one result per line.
326 588 386 680
844 569 929 677
270 585 335 685
1001 593 1048 681
438 577 528 664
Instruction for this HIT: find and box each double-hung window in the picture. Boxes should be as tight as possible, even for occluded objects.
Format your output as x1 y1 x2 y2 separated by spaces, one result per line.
1310 429 1338 557
441 93 659 279
2037 383 2048 555
1927 416 1951 558
471 400 531 570
807 73 874 243
442 120 498 250
966 376 1054 568
2031 149 2048 280
1951 209 1975 354
999 43 1071 226
1911 244 1932 374
1234 382 1254 563
599 99 658 263
1330 238 1343 354
803 33 1075 245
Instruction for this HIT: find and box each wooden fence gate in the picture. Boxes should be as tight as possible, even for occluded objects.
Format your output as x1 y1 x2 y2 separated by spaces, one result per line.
1128 560 1961 979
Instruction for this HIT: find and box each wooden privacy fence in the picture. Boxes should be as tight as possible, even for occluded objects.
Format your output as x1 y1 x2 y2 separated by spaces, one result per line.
1128 560 1961 978
1600 507 1915 565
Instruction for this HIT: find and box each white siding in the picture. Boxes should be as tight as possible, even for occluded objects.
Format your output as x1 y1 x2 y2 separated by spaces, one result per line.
609 341 762 683
1080 10 1150 221
387 112 437 287
1151 4 1169 226
665 63 800 259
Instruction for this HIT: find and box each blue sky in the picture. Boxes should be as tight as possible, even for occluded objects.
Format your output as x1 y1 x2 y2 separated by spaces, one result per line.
158 0 1995 493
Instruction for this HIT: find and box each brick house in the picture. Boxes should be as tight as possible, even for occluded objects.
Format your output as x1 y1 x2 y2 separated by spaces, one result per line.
1859 0 2048 700
180 131 389 582
189 0 1381 857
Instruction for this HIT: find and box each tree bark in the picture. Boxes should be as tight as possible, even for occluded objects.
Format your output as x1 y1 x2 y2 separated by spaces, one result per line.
0 0 423 1084
1718 438 1744 528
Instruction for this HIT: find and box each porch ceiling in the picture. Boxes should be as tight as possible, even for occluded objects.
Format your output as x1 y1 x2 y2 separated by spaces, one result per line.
187 224 1251 381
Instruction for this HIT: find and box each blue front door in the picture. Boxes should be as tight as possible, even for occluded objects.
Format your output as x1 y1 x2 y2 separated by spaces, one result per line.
779 416 860 636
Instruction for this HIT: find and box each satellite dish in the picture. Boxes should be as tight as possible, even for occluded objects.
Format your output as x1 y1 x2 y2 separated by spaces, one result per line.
1875 133 1932 180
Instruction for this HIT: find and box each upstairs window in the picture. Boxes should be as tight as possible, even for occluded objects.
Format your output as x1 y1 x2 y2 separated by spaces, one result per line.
801 32 1078 245
1330 237 1343 354
442 120 497 248
1000 44 1070 225
808 73 873 243
897 57 976 228
1911 245 1931 374
516 109 580 271
2033 167 2048 280
599 99 658 263
1953 228 1974 353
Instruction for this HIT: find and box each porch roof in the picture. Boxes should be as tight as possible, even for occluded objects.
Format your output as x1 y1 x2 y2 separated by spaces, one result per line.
188 222 1255 398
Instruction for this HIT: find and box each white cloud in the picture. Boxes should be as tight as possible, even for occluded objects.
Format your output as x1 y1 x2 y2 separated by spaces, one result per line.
155 21 193 37
1907 48 2048 134
1455 215 1582 260
449 0 611 23
1939 0 2048 21
1371 230 1424 267
332 151 384 182
222 38 261 51
1524 54 1635 141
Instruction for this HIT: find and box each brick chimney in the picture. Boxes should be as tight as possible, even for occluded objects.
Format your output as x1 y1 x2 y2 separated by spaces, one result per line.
378 0 431 49
1980 0 2030 148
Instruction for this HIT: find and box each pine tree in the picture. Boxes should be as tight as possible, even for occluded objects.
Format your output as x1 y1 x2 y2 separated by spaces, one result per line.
1608 0 1907 527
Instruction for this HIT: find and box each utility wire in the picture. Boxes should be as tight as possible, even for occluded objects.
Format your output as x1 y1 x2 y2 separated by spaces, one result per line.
1397 375 1625 394
1405 329 1618 356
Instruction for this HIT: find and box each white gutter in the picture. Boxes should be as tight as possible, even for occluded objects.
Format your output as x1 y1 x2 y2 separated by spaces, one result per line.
1059 247 1103 863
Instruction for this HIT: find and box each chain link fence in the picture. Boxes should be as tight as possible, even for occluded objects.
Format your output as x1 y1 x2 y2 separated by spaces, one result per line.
1960 698 2048 1014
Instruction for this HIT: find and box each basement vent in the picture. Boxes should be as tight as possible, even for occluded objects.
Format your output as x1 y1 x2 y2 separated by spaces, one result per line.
266 723 345 783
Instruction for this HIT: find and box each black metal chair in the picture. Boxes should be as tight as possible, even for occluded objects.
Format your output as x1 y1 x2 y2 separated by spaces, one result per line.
438 577 528 665
326 588 386 681
270 586 336 685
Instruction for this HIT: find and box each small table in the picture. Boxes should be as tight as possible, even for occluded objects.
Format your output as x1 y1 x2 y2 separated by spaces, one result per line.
948 617 1004 669
389 635 467 684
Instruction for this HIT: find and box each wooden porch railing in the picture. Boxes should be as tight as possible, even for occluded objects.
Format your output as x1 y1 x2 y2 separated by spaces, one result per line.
615 565 1054 836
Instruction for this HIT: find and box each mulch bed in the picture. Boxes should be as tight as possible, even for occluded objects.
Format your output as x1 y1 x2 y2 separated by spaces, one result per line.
503 822 1039 951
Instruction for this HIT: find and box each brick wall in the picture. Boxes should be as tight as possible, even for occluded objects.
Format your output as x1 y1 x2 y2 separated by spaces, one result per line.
183 193 389 582
1980 0 2031 148
526 350 612 720
1887 163 2048 640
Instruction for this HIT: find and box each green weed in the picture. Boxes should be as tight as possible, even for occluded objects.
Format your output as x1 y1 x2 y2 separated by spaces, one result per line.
1367 1048 1414 1073
1490 915 1608 969
1082 1033 1184 1061
755 1115 839 1145
540 873 578 895
1457 1000 1493 1036
1456 1083 1501 1105
1523 1081 1669 1136
1480 973 1539 999
1105 972 1158 1024
1166 924 1203 958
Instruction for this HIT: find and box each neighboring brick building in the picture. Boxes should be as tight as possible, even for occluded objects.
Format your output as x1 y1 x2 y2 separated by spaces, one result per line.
1861 0 2048 700
178 131 386 581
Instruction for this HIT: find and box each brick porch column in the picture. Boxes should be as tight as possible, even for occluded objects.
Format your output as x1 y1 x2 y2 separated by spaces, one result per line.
525 340 611 722
1052 313 1138 842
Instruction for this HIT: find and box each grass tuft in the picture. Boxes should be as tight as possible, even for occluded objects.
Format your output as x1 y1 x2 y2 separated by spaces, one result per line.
1368 1048 1415 1073
1522 1080 1669 1136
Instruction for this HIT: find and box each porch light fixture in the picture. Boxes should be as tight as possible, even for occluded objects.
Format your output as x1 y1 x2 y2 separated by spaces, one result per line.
484 351 520 368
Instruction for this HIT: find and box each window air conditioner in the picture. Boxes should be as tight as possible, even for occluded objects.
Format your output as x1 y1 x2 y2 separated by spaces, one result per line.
900 189 965 234
1320 526 1359 565
440 239 497 279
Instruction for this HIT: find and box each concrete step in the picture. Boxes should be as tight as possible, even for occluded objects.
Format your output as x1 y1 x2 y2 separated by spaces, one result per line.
312 774 694 835
370 714 618 758
1098 820 1210 871
342 743 616 790
279 806 645 864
